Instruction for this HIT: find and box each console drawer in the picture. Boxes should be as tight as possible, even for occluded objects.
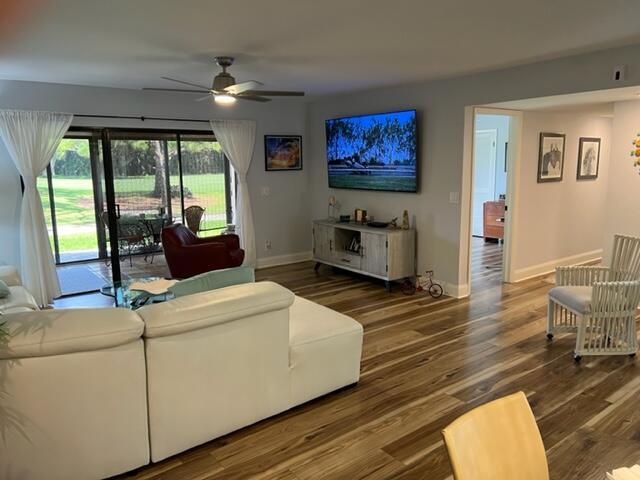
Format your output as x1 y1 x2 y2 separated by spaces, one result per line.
334 253 362 270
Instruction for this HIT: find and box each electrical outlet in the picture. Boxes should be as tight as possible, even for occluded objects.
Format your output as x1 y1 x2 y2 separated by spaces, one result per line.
265 240 272 250
260 186 271 196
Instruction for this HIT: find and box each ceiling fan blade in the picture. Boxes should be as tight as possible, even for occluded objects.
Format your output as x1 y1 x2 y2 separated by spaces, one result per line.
224 80 264 95
236 95 271 103
143 87 211 94
242 90 305 97
161 76 211 90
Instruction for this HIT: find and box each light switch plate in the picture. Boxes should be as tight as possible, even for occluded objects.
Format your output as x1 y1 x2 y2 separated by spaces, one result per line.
449 191 460 204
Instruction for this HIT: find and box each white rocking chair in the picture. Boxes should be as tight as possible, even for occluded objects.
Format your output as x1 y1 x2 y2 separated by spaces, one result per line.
547 234 640 362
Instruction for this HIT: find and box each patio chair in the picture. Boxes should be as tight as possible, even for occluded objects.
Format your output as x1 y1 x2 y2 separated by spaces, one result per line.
547 234 640 361
100 212 153 267
185 205 205 234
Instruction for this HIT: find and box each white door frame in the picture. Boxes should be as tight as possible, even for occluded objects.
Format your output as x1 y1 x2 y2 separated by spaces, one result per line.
457 106 523 297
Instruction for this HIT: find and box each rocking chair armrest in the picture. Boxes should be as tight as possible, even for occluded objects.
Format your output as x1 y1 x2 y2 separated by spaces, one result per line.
555 266 609 286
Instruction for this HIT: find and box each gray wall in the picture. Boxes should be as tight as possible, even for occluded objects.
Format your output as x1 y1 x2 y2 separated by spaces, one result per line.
512 111 611 277
307 43 640 291
0 80 309 267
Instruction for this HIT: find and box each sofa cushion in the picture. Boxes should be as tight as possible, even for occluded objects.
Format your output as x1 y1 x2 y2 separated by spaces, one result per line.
139 281 295 338
549 286 592 314
289 296 363 407
0 280 9 298
0 285 39 313
0 308 144 359
169 266 255 298
0 265 21 286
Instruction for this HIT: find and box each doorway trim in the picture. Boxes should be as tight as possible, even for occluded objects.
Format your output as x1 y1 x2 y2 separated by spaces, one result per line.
458 106 523 297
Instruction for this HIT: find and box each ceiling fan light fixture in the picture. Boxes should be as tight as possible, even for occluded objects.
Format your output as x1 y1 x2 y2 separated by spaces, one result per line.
214 94 236 105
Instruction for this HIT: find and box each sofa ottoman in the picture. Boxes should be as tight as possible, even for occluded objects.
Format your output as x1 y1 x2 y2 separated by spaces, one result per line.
289 296 364 407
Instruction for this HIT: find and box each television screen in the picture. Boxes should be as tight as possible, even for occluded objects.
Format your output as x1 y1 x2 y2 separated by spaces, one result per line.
325 109 417 192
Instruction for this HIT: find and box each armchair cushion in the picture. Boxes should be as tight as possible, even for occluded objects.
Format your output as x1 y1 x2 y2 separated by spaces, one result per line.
169 266 255 298
549 286 592 314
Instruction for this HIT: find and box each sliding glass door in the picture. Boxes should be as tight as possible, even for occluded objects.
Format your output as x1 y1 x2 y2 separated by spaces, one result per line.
41 128 233 295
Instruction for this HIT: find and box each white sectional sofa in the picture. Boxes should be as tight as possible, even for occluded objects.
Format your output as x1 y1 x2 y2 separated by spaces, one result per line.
0 280 363 479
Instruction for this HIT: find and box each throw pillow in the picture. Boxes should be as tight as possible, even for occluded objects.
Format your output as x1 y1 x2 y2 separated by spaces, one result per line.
0 280 10 298
169 266 255 298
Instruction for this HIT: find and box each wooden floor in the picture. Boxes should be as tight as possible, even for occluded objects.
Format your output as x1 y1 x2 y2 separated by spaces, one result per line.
110 241 640 480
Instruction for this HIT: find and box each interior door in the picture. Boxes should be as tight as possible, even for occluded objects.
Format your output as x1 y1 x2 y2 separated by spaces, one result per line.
472 129 498 237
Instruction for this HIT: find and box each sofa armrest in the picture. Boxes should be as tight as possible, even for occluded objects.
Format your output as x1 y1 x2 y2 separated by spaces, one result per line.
138 281 294 338
0 265 22 286
0 308 144 359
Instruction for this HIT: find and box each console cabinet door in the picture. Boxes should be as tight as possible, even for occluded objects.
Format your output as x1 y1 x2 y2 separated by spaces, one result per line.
361 232 387 277
313 224 334 262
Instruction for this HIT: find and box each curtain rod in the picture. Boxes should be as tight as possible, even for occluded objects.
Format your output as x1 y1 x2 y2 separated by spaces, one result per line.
74 114 211 123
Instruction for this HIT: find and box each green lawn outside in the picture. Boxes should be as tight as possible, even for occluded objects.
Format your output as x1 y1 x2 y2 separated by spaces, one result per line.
38 174 228 254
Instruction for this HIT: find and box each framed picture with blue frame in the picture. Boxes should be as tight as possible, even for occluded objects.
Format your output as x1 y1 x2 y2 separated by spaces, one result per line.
264 135 303 171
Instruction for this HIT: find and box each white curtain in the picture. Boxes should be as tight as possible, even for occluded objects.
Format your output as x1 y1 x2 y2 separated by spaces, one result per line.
0 110 73 306
210 119 257 266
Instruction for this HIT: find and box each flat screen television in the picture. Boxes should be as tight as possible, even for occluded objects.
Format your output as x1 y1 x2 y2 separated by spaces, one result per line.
325 109 417 192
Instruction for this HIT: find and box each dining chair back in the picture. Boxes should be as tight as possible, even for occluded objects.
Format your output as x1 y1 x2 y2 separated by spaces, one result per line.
442 392 549 480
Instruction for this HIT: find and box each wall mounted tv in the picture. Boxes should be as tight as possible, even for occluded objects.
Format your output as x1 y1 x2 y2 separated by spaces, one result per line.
325 109 417 192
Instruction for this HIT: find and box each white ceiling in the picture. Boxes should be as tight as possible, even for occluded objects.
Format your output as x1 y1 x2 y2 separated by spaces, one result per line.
1 0 640 96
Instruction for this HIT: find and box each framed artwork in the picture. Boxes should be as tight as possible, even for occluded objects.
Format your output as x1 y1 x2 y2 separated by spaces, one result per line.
576 137 601 180
264 135 302 171
537 132 565 183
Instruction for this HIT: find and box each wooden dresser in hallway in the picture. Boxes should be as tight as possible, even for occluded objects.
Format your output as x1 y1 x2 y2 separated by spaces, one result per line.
483 200 505 241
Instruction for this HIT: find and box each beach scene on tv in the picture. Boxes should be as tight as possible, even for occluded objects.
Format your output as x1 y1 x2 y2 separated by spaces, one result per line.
326 110 417 192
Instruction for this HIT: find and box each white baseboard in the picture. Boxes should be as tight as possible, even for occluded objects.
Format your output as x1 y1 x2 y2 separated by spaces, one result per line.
511 249 603 283
446 282 470 299
256 251 313 269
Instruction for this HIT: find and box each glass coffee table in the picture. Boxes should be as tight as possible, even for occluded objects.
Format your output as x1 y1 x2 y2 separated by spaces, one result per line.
100 277 175 309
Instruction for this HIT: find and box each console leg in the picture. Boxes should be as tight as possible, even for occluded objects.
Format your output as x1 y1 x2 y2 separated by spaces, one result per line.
385 281 391 292
314 262 321 273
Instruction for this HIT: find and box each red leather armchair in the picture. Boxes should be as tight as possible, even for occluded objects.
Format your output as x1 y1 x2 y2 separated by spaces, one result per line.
161 224 245 279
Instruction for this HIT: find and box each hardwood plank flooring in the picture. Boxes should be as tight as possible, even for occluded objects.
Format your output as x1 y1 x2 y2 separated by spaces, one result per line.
110 241 640 479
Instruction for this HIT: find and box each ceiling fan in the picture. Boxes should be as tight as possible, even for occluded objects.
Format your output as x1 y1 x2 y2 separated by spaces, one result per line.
144 56 305 105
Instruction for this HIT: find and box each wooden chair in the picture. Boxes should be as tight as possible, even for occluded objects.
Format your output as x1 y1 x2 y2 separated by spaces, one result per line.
442 392 549 480
184 205 205 234
547 234 640 361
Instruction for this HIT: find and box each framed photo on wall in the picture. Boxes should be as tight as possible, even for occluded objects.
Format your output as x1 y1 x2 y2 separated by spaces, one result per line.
537 132 565 183
264 135 302 171
576 137 601 180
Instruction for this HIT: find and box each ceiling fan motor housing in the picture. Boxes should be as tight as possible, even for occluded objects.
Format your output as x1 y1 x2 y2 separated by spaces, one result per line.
213 56 236 91
213 72 236 91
